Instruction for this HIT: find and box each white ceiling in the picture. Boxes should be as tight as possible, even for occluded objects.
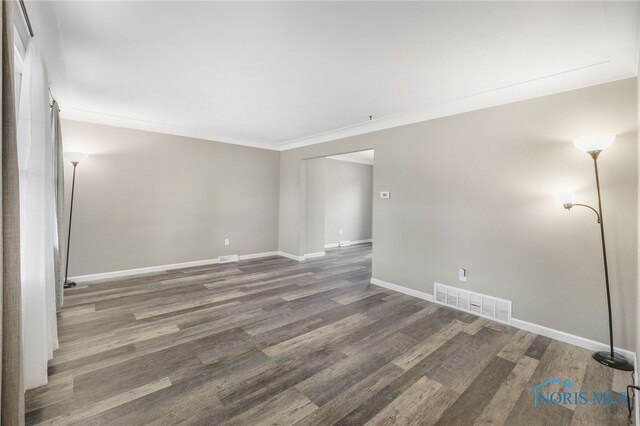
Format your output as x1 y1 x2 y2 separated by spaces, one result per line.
327 149 374 165
29 1 639 151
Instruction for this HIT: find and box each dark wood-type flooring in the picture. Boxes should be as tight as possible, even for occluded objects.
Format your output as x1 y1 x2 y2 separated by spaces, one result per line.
26 244 632 425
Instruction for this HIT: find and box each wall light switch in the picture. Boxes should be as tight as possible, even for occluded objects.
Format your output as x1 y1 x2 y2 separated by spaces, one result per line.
224 238 230 246
458 268 467 282
380 191 390 199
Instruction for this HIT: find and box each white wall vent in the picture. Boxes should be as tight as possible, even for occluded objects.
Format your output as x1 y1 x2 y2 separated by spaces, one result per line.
434 282 512 324
218 254 239 263
339 241 351 247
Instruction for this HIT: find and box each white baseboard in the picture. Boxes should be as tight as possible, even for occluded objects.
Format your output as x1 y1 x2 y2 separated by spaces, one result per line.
70 251 278 283
369 277 637 362
370 278 434 302
277 251 326 261
352 239 373 245
325 239 372 249
239 251 278 260
510 318 637 362
304 251 326 259
276 251 305 261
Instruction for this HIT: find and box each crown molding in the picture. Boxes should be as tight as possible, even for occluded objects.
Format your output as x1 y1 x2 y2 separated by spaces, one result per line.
60 108 281 151
61 67 634 153
275 63 634 151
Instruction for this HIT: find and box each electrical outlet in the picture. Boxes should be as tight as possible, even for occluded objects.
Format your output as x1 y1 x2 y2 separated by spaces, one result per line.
224 238 230 246
380 191 390 199
458 268 467 282
339 228 343 235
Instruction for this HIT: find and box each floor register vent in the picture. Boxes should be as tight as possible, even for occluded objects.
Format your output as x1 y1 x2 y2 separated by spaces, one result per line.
434 282 512 324
218 254 239 263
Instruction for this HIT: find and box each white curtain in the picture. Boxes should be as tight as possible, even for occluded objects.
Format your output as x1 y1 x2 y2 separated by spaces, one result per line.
17 39 58 390
52 101 65 309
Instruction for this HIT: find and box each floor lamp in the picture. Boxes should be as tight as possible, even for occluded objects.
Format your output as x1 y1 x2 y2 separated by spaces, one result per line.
556 134 633 371
63 152 89 289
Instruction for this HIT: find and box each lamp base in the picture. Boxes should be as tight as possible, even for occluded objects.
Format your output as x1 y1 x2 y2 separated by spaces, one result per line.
592 351 634 371
63 280 77 289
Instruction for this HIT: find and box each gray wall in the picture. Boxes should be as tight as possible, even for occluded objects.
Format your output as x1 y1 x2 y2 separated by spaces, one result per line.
304 158 326 255
278 78 638 350
324 159 373 245
62 120 280 276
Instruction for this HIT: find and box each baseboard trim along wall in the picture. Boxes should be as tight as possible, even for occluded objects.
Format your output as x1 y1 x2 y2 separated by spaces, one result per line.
72 248 341 283
304 251 326 259
509 318 637 361
276 251 306 261
325 239 372 249
71 258 636 362
369 277 636 360
70 251 279 283
276 251 304 262
370 277 435 302
277 251 326 261
238 251 279 261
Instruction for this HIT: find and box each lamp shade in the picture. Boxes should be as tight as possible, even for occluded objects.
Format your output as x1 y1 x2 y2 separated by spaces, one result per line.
64 152 89 164
573 134 615 153
554 191 575 206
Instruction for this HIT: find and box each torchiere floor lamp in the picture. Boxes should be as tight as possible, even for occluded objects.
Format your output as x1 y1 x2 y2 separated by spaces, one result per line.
556 134 633 371
63 152 89 289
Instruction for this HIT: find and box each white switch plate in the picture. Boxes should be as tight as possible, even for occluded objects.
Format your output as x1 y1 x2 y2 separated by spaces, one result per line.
339 228 343 235
380 191 390 199
224 238 230 246
458 268 467 282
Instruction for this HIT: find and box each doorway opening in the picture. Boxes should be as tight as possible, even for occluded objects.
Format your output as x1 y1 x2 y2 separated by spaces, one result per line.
302 149 374 258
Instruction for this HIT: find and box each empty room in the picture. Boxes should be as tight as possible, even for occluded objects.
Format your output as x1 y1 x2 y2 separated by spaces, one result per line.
2 1 640 425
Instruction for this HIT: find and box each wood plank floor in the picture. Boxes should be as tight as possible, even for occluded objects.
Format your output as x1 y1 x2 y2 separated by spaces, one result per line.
26 244 632 425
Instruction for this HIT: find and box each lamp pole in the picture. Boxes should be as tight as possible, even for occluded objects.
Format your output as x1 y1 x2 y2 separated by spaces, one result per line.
63 161 78 289
62 152 89 288
590 151 614 359
561 137 633 371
